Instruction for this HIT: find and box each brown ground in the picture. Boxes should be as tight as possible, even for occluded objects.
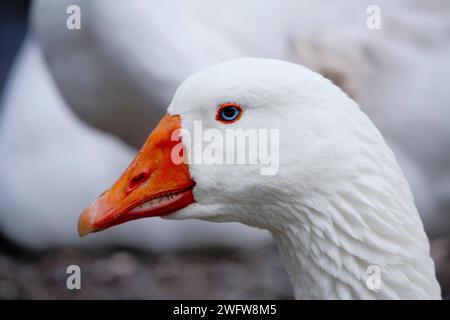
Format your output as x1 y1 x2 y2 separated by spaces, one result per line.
0 238 448 299
0 243 292 299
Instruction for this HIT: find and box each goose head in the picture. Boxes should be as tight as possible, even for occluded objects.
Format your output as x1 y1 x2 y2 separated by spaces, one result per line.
78 58 440 299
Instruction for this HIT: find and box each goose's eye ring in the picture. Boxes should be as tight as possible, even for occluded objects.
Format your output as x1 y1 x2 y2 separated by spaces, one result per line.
216 103 243 124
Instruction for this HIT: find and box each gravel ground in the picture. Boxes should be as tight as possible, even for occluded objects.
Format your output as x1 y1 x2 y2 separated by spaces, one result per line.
0 237 449 300
0 243 293 299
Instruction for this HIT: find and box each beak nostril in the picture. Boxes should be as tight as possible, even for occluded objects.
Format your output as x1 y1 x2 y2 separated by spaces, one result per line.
126 171 150 195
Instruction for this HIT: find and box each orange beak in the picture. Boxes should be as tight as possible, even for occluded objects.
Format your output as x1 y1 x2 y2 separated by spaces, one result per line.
78 113 195 237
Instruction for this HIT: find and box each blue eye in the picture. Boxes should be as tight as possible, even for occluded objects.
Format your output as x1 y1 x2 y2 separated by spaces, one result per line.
221 106 239 121
216 103 243 123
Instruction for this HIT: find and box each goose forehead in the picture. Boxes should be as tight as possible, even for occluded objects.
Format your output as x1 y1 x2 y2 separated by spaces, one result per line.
168 58 325 114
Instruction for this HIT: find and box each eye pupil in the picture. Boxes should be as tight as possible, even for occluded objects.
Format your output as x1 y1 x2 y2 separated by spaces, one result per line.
222 107 237 118
220 105 240 121
216 103 243 123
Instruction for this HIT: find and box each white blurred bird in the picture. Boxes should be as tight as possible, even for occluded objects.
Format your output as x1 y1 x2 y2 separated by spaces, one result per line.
1 0 447 251
32 0 450 237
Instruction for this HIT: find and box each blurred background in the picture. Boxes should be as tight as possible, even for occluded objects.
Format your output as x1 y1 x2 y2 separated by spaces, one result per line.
0 0 449 299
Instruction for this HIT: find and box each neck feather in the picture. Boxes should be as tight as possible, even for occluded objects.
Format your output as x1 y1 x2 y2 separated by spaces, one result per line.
269 182 441 299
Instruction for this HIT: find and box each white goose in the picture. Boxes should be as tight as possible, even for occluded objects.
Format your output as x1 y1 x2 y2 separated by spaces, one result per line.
0 38 269 251
78 58 441 299
32 0 450 237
